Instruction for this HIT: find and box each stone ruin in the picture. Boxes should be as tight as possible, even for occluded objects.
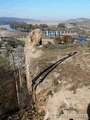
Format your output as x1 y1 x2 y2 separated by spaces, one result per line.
24 29 43 94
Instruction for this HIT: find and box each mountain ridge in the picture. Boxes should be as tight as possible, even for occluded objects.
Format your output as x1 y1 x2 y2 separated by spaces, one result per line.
65 18 90 23
0 17 40 22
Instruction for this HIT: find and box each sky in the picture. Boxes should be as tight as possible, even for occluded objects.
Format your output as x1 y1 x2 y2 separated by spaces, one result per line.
0 0 90 21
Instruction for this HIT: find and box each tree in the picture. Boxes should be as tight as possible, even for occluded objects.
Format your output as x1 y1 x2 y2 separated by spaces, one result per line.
7 38 25 48
58 23 66 28
10 22 35 32
39 24 48 30
34 24 39 29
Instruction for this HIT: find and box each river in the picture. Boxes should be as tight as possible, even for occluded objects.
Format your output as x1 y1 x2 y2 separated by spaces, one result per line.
0 24 88 43
0 24 20 32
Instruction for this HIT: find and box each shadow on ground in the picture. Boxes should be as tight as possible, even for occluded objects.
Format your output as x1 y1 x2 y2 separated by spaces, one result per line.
32 51 77 92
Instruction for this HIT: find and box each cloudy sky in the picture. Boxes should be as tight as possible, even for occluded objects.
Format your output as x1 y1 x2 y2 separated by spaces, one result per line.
0 0 90 21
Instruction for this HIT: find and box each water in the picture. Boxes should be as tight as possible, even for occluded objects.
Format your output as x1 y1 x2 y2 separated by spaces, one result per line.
0 25 88 43
0 24 20 32
72 35 88 43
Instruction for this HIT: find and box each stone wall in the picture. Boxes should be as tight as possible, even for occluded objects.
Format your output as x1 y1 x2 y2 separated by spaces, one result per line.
24 29 43 94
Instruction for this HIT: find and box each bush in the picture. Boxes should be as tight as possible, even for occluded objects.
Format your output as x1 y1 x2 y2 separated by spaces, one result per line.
87 40 90 47
54 35 74 44
46 90 53 97
39 24 48 29
54 36 62 44
0 56 19 117
0 56 11 70
10 22 35 32
0 42 2 47
52 79 59 86
62 35 74 43
8 38 25 48
43 44 56 49
58 23 66 28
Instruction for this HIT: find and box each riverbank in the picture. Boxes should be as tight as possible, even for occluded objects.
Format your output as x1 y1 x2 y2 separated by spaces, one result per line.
0 24 89 44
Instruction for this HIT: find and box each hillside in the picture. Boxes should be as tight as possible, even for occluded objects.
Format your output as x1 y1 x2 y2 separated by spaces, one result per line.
5 46 90 120
39 48 90 120
65 18 90 23
1 29 90 120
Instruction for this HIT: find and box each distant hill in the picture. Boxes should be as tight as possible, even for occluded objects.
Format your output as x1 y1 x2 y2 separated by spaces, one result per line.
0 17 40 22
65 18 90 23
76 18 90 21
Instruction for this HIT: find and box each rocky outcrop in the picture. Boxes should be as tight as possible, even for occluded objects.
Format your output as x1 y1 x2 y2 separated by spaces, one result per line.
24 29 43 94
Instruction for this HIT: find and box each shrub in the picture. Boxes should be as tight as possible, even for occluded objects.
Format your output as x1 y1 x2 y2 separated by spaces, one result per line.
0 42 2 47
39 24 48 29
54 35 74 44
62 35 74 44
46 90 53 97
52 79 59 86
87 40 90 47
0 56 11 71
58 23 66 28
54 36 62 44
0 56 18 116
7 38 25 48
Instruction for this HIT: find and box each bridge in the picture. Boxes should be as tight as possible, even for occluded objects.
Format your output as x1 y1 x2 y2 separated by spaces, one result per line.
42 30 77 37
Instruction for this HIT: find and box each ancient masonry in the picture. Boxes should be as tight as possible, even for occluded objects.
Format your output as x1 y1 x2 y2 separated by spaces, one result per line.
24 29 43 94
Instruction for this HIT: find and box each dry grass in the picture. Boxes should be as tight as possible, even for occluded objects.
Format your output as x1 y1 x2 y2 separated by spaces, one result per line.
35 47 90 110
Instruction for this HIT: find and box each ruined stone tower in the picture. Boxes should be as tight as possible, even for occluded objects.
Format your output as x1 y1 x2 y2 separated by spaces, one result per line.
24 29 42 94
